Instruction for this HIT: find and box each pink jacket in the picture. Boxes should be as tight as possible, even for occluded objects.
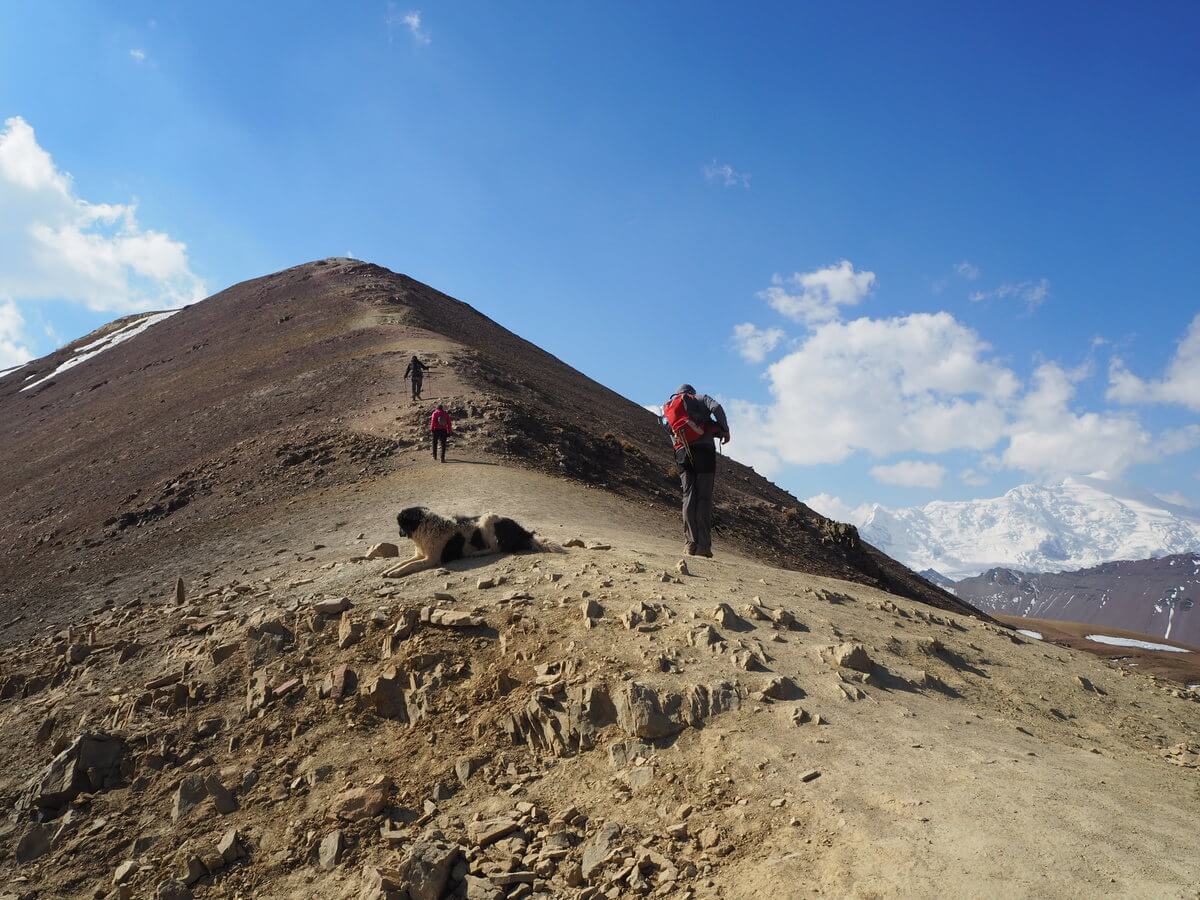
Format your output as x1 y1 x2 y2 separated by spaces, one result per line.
430 409 452 432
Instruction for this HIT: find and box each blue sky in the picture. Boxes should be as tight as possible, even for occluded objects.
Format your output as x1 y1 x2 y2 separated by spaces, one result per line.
1 1 1198 516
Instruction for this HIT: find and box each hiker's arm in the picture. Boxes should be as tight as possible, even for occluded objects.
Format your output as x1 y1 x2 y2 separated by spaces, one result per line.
701 395 731 443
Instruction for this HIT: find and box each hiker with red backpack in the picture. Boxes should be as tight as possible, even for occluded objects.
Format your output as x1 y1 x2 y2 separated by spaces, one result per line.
430 404 452 462
663 384 730 557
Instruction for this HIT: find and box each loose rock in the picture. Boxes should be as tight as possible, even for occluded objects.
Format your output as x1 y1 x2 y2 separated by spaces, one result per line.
832 642 873 672
319 830 345 870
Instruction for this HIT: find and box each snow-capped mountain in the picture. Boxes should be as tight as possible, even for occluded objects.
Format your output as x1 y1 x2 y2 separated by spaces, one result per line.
858 475 1200 580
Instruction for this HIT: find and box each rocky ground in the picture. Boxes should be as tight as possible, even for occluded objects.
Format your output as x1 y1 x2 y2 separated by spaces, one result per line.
2 461 1200 899
2 259 1199 899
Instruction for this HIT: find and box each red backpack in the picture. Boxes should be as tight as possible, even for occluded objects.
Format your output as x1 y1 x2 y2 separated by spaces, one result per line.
663 393 709 448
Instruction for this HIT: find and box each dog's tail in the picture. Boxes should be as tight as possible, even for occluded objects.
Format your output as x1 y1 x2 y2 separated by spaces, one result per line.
531 533 565 554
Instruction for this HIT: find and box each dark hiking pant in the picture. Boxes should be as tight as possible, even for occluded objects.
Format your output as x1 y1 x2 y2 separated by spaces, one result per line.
431 429 448 462
680 463 716 553
411 376 423 401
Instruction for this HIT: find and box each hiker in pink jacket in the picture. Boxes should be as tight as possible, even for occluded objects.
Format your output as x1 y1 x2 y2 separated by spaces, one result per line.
430 404 452 463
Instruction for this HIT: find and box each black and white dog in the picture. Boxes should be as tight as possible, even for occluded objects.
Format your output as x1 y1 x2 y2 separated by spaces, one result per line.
382 506 550 578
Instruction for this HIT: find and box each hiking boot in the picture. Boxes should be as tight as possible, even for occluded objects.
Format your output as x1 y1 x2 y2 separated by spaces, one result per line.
696 548 714 558
685 542 699 556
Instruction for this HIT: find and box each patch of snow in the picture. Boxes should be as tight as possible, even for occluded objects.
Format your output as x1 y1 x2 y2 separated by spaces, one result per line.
1016 629 1043 640
20 311 177 393
1084 634 1190 653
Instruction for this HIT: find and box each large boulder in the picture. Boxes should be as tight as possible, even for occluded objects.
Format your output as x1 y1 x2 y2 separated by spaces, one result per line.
15 824 53 863
172 774 208 821
28 732 124 813
581 821 622 880
615 682 686 739
330 776 392 822
396 831 460 900
501 681 615 756
616 681 742 739
832 642 873 672
361 668 411 721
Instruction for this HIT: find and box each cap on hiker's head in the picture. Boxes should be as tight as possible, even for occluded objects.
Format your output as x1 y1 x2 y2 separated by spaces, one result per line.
436 404 444 410
677 383 696 396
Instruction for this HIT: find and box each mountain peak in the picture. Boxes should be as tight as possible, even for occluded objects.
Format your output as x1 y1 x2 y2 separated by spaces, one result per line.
0 260 974 634
862 477 1200 580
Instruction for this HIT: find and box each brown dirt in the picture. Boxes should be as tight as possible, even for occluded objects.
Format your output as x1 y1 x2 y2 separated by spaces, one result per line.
1 260 1197 899
1 464 1198 898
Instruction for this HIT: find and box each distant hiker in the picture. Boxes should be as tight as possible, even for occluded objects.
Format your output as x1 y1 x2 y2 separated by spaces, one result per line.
663 384 730 557
405 355 429 401
430 403 452 463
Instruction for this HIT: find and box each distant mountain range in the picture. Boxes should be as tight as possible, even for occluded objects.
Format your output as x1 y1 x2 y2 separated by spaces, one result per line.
951 553 1200 646
858 475 1200 580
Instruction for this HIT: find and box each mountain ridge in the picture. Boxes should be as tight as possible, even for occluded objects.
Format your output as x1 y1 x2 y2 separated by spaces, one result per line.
954 552 1200 645
857 475 1200 580
0 258 973 639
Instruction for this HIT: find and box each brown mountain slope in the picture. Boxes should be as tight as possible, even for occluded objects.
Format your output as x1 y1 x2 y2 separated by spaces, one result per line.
955 554 1200 645
1 260 1199 899
0 258 971 639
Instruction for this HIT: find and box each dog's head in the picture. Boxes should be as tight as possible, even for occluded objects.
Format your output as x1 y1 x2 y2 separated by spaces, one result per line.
397 506 428 538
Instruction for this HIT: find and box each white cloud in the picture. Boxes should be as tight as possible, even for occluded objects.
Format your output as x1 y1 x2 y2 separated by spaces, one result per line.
730 260 1195 484
404 11 431 43
869 460 946 488
387 5 431 44
760 260 876 326
0 116 205 313
748 312 1017 467
1155 490 1196 509
703 160 750 188
999 362 1187 477
731 322 784 363
130 48 146 63
960 467 989 486
0 300 34 368
1107 313 1200 411
722 399 785 477
970 278 1050 312
804 493 873 525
